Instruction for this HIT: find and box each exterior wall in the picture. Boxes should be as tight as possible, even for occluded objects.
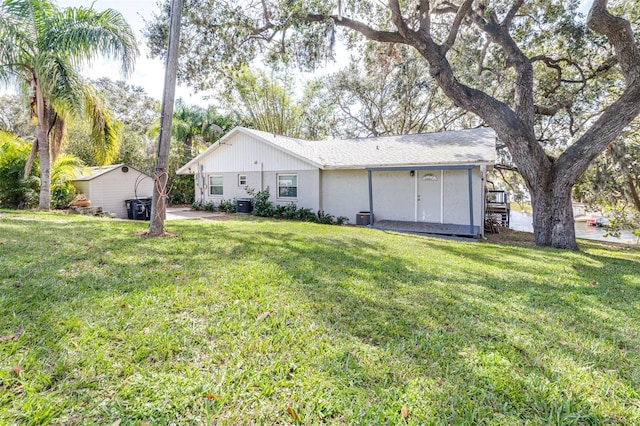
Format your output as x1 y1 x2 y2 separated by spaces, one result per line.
320 170 371 223
75 167 154 219
191 132 322 210
321 167 484 226
201 170 321 212
200 132 316 174
441 168 483 226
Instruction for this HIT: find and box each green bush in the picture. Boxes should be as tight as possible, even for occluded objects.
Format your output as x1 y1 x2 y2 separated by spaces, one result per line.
169 174 195 205
316 210 335 224
247 187 275 217
241 187 348 225
0 132 39 208
218 198 237 213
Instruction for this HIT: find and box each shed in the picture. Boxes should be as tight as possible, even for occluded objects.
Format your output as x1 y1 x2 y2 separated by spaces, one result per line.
177 127 497 237
72 164 154 219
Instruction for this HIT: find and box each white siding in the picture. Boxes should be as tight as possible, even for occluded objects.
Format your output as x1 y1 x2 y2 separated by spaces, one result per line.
201 170 321 212
78 167 154 218
442 169 483 226
321 167 484 226
321 170 370 223
202 132 316 173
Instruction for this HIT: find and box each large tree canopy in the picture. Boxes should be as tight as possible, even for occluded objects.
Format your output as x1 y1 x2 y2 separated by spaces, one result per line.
146 0 640 249
0 0 138 209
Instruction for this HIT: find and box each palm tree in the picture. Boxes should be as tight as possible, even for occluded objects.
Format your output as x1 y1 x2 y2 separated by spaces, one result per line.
171 101 226 163
0 0 138 209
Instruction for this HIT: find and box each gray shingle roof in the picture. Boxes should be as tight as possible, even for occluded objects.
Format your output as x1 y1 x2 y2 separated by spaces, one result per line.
72 164 150 181
178 126 497 173
242 127 497 169
72 164 125 181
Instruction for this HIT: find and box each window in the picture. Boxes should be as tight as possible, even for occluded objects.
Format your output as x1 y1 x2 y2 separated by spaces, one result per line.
209 175 223 196
278 174 297 198
238 174 247 187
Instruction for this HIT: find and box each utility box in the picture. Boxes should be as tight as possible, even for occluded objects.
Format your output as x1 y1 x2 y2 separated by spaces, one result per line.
356 211 373 226
236 198 253 214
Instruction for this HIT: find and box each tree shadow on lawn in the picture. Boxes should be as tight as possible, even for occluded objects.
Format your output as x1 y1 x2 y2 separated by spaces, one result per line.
1 217 639 422
193 224 640 422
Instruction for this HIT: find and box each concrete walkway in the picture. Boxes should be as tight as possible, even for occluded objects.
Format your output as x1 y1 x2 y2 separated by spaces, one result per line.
165 207 223 220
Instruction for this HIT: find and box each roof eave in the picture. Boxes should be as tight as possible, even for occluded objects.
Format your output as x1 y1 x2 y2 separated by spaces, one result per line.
322 160 495 170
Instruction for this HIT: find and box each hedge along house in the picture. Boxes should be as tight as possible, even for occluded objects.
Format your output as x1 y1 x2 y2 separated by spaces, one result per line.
71 164 154 219
177 126 497 237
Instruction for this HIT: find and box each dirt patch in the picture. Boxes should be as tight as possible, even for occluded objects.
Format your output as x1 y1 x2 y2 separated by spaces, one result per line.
136 230 177 238
483 227 536 246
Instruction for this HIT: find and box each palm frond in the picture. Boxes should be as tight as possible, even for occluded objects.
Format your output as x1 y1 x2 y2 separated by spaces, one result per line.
83 85 121 166
34 53 85 115
51 152 84 183
0 8 36 86
46 5 138 77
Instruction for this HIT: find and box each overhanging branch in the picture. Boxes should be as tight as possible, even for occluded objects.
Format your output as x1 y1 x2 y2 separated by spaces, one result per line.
587 0 640 85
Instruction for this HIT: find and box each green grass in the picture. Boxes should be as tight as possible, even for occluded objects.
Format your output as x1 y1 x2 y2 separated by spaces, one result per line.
1 210 639 425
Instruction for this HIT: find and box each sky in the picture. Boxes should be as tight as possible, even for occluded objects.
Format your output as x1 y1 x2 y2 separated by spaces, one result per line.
57 0 209 104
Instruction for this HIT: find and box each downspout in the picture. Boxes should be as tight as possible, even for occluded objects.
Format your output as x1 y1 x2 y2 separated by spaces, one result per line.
368 170 374 226
260 162 264 190
440 169 444 224
480 165 487 238
468 167 474 236
414 171 418 222
318 169 323 212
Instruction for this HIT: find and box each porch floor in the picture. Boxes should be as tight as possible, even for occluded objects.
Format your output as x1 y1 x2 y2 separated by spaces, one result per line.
372 220 480 239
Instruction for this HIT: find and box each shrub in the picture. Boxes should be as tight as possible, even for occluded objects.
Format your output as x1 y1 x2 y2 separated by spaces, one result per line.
274 202 297 219
218 198 237 213
246 187 275 217
316 210 335 224
0 132 39 208
169 174 195 205
335 216 349 225
244 187 347 225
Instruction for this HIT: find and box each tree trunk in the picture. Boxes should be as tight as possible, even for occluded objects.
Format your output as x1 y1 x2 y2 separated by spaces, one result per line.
36 119 51 210
33 82 52 210
530 181 578 250
149 0 183 236
23 139 38 180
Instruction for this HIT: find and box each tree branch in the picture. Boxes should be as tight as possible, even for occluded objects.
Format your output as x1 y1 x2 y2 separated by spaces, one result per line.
418 0 430 35
388 0 412 39
306 14 405 43
558 83 640 185
442 0 473 54
469 3 535 129
502 0 525 28
587 0 640 85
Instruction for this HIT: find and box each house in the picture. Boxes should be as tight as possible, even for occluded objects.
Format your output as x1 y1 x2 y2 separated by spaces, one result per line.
177 126 497 237
72 164 154 219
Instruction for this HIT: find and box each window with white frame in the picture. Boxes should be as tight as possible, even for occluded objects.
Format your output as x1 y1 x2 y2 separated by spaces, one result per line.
278 174 297 198
238 174 247 187
209 175 223 196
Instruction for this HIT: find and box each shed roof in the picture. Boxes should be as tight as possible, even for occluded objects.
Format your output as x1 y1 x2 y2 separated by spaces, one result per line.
177 126 497 174
72 164 149 181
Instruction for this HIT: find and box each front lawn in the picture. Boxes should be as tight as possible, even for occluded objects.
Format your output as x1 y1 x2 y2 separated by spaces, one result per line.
1 211 639 424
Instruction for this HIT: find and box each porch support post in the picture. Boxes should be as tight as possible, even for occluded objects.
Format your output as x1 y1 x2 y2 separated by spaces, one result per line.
368 169 374 226
468 167 474 235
